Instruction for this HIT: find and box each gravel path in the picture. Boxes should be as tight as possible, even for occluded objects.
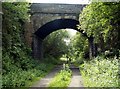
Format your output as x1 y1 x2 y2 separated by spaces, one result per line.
30 65 62 88
30 64 84 88
68 65 84 88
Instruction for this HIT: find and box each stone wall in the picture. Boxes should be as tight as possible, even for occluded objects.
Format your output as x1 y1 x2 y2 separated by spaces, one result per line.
31 3 86 14
31 13 78 32
24 21 33 47
31 3 86 32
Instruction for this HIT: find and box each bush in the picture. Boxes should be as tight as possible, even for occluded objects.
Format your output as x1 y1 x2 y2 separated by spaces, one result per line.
80 56 119 87
74 53 85 66
2 54 55 87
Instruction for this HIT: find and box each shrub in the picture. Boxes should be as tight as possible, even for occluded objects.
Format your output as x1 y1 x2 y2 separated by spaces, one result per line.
2 55 55 87
80 56 119 87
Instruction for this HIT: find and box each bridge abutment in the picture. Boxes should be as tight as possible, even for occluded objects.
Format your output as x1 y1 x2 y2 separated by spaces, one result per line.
32 35 43 60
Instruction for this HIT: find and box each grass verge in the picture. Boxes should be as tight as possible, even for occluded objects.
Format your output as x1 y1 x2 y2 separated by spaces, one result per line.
48 64 72 89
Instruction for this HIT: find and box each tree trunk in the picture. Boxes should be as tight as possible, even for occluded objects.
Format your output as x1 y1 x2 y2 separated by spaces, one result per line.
99 34 105 52
94 43 98 57
88 36 95 59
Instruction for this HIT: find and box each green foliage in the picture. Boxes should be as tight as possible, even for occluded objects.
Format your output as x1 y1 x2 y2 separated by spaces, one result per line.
43 30 70 58
62 64 71 72
68 32 89 62
80 56 119 87
2 2 56 88
2 54 55 87
2 2 30 59
79 2 120 51
44 55 62 65
48 69 72 88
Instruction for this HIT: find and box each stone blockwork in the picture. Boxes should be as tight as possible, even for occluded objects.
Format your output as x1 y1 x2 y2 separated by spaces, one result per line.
32 13 78 32
31 3 86 32
29 3 86 59
24 21 33 47
31 3 85 14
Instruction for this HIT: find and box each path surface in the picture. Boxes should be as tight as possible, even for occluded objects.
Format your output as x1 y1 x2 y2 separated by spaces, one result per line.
30 65 62 88
68 64 84 88
30 64 84 88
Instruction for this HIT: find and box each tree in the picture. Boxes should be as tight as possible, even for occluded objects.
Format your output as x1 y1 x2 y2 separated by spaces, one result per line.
68 32 89 60
79 2 120 56
43 30 70 58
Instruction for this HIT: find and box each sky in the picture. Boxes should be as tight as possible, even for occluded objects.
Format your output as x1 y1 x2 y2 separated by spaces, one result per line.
65 29 77 37
30 0 90 4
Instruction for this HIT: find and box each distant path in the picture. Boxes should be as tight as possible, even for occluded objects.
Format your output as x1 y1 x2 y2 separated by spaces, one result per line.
68 64 84 88
30 65 62 88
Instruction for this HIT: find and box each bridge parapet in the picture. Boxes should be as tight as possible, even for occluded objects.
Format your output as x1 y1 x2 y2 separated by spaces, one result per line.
31 3 86 14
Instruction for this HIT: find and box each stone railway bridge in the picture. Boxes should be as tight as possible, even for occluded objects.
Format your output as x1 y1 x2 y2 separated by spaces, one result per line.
25 3 95 60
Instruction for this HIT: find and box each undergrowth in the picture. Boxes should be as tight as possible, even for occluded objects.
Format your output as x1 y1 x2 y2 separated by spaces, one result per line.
80 56 119 87
2 53 55 88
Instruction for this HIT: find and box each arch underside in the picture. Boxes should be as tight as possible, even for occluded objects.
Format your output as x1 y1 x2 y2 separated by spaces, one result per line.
35 19 82 39
33 18 95 59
